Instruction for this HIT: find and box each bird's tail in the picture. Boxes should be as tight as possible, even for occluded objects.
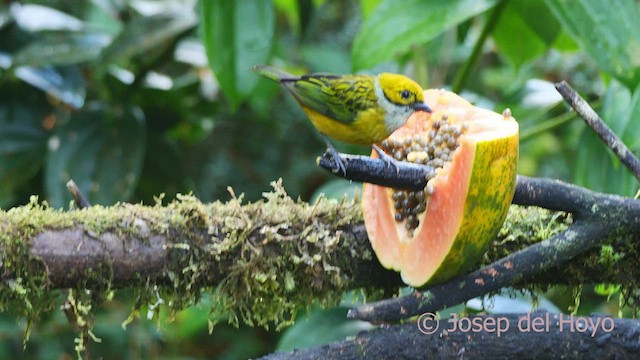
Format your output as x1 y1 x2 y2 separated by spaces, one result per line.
252 65 299 82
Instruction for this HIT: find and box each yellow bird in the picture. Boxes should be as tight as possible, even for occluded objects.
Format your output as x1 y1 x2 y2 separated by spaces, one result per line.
253 65 431 173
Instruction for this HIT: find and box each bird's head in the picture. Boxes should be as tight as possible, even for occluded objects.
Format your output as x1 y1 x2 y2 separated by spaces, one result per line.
377 73 431 113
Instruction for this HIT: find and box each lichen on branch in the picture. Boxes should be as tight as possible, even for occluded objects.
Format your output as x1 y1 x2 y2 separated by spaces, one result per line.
0 180 395 344
1 176 639 352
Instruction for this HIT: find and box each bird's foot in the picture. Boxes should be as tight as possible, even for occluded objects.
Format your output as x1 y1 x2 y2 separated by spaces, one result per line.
320 133 347 175
325 146 347 175
372 144 401 173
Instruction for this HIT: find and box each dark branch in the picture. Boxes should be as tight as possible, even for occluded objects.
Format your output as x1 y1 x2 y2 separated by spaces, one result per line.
261 312 640 359
512 176 637 219
319 153 639 221
347 221 608 323
555 80 640 182
316 152 434 191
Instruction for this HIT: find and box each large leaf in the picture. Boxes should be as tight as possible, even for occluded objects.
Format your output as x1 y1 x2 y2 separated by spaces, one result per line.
352 0 497 70
0 96 48 206
0 6 11 31
200 0 275 109
14 65 86 109
573 81 640 196
13 32 111 67
100 13 197 64
10 3 84 32
276 306 372 352
546 0 640 89
492 1 560 68
45 107 146 207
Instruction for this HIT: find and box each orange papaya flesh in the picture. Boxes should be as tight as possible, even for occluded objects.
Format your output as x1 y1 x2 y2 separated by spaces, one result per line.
362 89 519 287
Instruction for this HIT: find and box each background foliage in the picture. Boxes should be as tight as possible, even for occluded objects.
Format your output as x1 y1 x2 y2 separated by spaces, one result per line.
0 0 639 358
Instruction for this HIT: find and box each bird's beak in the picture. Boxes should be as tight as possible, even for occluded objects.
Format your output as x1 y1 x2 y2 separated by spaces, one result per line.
412 102 432 113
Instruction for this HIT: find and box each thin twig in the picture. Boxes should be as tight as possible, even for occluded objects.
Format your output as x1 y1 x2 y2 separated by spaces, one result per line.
519 106 577 141
451 0 508 93
66 180 91 209
555 81 640 182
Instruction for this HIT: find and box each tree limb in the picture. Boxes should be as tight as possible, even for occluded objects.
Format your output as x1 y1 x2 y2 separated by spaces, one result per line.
260 312 640 359
347 221 608 323
2 175 639 331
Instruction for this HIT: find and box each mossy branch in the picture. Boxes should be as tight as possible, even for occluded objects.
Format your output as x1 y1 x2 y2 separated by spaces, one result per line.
0 181 403 332
1 176 639 332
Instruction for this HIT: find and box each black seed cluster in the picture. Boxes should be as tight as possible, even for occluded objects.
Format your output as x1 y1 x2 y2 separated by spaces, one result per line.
380 115 467 234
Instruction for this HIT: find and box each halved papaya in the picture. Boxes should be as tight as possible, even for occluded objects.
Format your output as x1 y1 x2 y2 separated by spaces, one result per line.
362 89 518 287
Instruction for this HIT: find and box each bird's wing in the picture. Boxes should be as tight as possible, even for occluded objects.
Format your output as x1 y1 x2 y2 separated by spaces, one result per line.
284 75 377 124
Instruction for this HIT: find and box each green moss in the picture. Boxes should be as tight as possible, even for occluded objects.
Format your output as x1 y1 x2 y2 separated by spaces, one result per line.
188 180 366 331
0 179 369 353
598 245 623 266
0 196 64 342
484 205 572 263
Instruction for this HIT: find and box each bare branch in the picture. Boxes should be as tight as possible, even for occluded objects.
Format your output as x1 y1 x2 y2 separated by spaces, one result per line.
261 312 640 359
66 180 91 209
555 80 640 182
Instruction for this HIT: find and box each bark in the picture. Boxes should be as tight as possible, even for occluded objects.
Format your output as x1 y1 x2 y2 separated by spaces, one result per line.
260 312 640 360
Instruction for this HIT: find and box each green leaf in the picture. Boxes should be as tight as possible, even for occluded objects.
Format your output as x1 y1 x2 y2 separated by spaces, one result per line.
13 32 111 67
551 29 579 52
300 44 351 74
360 0 382 19
276 306 373 352
0 6 11 31
11 3 84 32
546 0 640 88
594 284 620 297
0 121 47 207
274 0 299 33
352 0 497 70
200 0 275 109
45 107 146 207
0 84 49 206
493 1 560 68
14 65 86 109
100 13 197 64
573 81 640 196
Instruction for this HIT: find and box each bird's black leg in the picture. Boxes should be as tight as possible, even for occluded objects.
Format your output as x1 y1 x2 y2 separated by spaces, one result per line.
320 133 347 175
372 144 402 173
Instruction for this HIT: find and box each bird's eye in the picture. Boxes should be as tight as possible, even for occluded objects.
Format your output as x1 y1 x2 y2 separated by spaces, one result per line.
400 90 411 99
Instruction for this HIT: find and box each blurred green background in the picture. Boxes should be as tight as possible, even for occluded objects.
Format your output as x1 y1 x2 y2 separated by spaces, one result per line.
1 0 639 358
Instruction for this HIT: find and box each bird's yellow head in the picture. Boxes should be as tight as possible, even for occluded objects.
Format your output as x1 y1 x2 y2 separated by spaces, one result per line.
378 73 426 107
374 73 431 134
